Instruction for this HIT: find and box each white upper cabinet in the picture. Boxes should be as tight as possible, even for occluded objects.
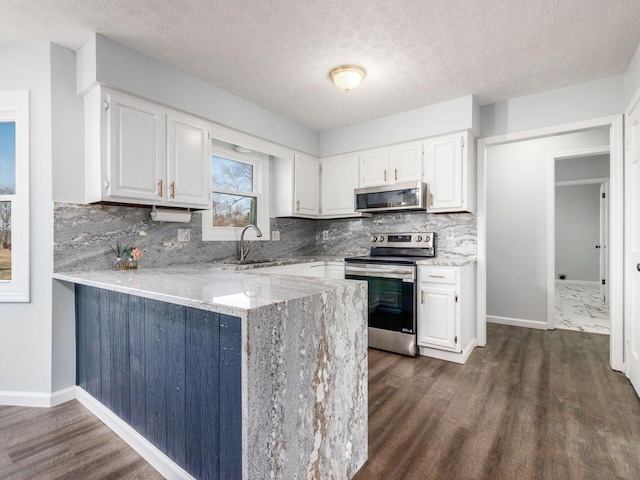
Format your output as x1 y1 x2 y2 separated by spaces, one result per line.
360 149 390 186
294 153 320 216
271 153 320 218
106 91 165 202
321 154 359 216
166 113 210 208
423 131 475 213
84 87 211 209
390 143 423 183
360 142 423 187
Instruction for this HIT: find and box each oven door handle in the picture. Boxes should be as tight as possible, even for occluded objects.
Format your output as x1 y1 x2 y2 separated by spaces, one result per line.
345 265 415 281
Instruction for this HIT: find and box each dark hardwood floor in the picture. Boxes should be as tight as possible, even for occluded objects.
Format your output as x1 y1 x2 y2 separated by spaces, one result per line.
354 323 640 480
2 324 639 479
0 400 162 480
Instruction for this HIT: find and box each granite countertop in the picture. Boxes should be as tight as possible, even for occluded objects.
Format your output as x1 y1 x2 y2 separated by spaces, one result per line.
416 256 477 266
53 261 355 319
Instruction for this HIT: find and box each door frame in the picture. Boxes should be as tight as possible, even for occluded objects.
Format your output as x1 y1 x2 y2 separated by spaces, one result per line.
548 146 610 329
476 115 624 372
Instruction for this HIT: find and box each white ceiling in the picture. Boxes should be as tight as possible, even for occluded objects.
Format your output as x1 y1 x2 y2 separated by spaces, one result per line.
2 0 640 132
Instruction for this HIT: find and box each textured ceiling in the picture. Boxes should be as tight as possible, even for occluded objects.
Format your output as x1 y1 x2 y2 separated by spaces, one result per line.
1 0 640 131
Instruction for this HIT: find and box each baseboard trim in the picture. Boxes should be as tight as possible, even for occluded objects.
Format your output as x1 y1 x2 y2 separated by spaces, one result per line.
418 338 478 364
0 386 76 407
487 315 548 330
75 387 195 480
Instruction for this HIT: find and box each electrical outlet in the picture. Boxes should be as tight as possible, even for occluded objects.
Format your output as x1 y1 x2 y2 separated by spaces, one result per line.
177 229 191 242
272 230 280 241
322 230 329 240
444 227 455 241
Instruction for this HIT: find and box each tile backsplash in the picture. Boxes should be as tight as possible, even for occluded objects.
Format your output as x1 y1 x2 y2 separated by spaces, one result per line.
313 211 476 257
54 203 316 272
54 203 476 272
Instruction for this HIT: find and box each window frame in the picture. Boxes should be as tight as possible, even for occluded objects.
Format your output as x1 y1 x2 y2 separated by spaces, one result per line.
0 90 29 302
202 144 270 241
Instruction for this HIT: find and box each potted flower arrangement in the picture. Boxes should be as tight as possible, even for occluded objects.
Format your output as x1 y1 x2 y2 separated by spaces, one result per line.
110 242 142 270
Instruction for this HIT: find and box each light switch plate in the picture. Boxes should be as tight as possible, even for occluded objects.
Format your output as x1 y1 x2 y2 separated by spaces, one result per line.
272 230 280 241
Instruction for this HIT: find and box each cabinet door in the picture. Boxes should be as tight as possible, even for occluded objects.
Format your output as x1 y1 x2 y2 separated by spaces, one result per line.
107 92 165 202
423 134 463 211
360 149 389 186
417 284 459 351
294 154 320 216
321 154 359 216
166 114 210 208
391 143 423 183
326 263 345 279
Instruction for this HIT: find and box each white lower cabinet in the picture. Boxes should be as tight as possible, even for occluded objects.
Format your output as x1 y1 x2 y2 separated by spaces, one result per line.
253 261 344 279
325 262 345 279
417 262 476 363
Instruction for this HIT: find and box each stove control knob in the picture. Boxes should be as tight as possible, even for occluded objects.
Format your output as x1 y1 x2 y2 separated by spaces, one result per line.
371 236 377 242
416 235 422 242
425 235 431 242
378 235 385 242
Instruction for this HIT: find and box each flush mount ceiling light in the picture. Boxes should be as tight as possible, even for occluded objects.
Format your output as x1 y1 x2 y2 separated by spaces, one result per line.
329 65 366 92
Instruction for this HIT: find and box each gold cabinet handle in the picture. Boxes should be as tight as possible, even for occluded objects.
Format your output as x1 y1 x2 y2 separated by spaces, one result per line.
158 179 163 197
171 181 175 198
429 275 445 278
384 169 387 182
296 200 301 212
394 168 398 181
421 290 425 304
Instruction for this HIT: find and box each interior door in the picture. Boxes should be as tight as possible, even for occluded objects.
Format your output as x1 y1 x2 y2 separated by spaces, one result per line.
626 94 640 397
599 181 609 302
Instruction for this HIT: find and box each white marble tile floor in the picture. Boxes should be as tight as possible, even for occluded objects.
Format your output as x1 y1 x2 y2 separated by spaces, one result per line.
555 282 610 335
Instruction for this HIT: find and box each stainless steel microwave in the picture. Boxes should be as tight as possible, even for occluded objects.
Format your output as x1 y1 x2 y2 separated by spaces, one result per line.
354 181 428 213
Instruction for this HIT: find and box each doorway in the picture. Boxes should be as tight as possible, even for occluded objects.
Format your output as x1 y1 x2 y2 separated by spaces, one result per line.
553 151 610 334
476 115 625 372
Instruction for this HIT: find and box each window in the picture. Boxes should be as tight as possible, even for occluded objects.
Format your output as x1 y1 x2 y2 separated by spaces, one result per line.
0 91 29 302
202 144 269 241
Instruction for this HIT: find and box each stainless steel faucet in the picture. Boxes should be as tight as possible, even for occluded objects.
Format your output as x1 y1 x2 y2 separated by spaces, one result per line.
239 224 263 261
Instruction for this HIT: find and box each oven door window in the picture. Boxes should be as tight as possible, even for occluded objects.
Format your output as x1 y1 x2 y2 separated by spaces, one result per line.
348 275 415 334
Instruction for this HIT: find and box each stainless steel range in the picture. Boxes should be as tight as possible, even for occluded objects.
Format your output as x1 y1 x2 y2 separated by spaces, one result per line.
344 232 435 356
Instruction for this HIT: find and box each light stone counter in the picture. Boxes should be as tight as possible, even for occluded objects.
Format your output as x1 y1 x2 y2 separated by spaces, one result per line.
54 264 368 479
416 256 477 267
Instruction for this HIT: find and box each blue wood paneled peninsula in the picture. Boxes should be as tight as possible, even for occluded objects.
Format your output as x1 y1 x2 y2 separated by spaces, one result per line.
54 264 368 479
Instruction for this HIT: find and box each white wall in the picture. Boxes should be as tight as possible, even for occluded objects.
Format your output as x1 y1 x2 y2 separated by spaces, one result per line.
556 154 609 182
0 43 54 396
78 34 320 157
486 128 609 325
50 43 82 391
51 44 84 204
480 76 625 138
625 43 640 106
555 184 601 282
320 95 476 156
